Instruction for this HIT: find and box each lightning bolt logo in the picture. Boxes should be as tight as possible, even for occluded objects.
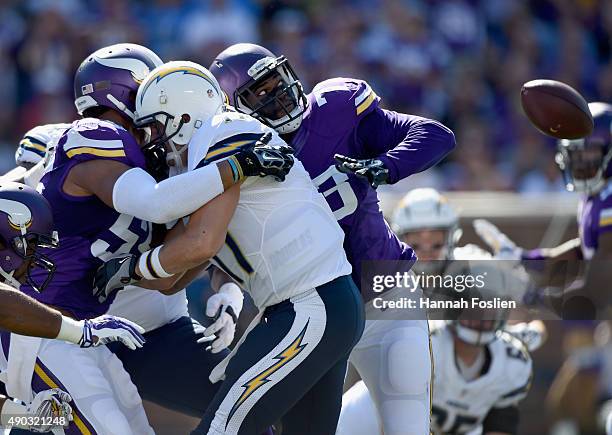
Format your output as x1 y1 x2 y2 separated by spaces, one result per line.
226 321 310 428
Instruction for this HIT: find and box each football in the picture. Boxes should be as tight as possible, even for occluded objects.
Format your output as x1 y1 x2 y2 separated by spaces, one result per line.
520 79 593 139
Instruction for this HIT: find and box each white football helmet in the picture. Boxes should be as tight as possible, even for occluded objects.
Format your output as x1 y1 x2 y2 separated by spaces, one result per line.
135 61 225 147
391 188 461 261
445 255 529 346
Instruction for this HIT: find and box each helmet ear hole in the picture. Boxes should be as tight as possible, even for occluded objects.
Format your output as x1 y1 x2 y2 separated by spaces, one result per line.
181 113 191 124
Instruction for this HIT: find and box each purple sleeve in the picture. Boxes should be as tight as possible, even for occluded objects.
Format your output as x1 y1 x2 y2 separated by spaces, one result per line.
356 107 456 184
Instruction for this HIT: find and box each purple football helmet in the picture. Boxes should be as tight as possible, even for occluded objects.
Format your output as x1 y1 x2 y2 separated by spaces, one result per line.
210 43 307 134
0 182 58 292
556 102 612 194
74 43 163 122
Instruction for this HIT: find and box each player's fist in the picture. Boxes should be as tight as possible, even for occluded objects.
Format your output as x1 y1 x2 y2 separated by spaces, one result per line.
27 389 73 433
198 283 243 353
334 155 389 189
230 132 295 182
80 315 146 350
1 389 73 432
93 254 140 303
473 219 523 260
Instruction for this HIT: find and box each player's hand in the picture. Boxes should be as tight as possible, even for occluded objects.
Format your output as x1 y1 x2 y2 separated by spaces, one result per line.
473 219 523 260
26 388 73 432
80 315 146 350
334 155 389 188
231 132 295 182
93 254 140 303
198 283 244 353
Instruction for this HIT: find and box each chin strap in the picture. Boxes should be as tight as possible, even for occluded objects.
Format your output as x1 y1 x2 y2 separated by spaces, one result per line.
166 142 187 175
0 267 21 290
107 94 135 120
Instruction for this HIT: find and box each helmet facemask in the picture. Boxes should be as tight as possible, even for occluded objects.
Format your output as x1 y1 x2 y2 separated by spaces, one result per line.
234 56 306 134
401 226 461 275
0 230 58 292
450 318 507 346
135 111 189 181
556 138 612 194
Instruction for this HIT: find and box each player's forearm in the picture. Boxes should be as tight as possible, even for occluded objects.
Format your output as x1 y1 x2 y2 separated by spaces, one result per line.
136 186 240 277
359 108 456 183
378 116 455 183
0 286 62 338
522 238 582 263
112 160 238 224
141 263 209 295
0 286 84 345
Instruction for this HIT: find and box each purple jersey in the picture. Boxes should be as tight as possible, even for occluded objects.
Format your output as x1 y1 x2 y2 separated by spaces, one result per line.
22 118 152 319
288 78 455 289
578 181 612 259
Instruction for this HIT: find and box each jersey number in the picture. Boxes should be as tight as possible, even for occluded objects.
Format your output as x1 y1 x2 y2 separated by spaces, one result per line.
91 214 151 262
312 165 358 221
432 405 479 433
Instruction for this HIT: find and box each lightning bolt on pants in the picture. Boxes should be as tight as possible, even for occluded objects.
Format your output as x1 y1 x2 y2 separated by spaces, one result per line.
192 274 365 435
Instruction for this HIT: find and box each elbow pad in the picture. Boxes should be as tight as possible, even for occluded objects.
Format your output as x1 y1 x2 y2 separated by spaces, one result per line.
112 166 224 224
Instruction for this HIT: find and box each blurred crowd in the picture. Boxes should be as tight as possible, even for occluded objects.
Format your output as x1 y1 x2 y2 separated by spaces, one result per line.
1 0 611 192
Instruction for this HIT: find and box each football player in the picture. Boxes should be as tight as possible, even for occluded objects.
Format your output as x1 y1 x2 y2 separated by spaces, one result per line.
20 42 293 432
338 254 536 435
96 60 364 435
474 103 612 312
0 182 148 433
210 42 457 435
391 187 547 348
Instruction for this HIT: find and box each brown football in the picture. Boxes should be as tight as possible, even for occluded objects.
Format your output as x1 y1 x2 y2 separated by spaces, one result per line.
520 79 593 139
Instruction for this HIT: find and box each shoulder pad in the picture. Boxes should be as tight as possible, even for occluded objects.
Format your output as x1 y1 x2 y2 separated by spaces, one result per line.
493 332 533 407
599 180 612 201
17 123 72 167
504 321 546 352
17 123 67 165
59 118 145 168
189 111 281 170
308 78 380 134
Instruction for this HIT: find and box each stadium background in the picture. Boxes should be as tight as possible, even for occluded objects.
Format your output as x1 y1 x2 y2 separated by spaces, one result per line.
2 0 611 433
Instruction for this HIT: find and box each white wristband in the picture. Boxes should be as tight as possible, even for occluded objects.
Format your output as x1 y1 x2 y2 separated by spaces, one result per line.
150 246 173 278
219 282 244 315
1 397 27 428
138 247 173 280
56 316 84 345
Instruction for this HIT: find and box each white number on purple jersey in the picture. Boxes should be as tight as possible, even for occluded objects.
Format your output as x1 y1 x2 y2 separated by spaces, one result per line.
91 214 152 262
312 165 358 221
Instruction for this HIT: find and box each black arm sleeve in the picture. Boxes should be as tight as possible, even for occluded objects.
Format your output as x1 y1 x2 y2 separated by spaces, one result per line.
481 405 519 434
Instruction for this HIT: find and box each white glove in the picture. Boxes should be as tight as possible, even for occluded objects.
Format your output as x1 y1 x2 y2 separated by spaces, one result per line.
473 219 523 260
57 315 146 350
198 283 244 353
1 389 73 432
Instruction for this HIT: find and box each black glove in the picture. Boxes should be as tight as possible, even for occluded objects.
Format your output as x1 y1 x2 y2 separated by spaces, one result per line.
93 254 140 304
142 144 169 182
334 154 389 189
232 132 295 182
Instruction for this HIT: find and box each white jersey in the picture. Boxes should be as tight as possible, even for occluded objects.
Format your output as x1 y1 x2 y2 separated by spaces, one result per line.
188 111 351 309
430 324 533 434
